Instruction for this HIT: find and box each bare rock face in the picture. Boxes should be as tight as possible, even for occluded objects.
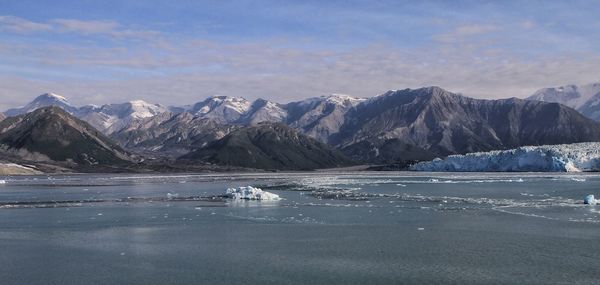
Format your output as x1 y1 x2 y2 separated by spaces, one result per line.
286 94 365 143
333 86 600 160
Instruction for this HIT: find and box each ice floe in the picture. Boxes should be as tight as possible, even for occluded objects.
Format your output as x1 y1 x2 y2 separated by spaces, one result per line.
584 195 597 205
225 186 281 200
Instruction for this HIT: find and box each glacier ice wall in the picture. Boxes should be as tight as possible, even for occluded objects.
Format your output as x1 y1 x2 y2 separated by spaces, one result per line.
410 142 600 172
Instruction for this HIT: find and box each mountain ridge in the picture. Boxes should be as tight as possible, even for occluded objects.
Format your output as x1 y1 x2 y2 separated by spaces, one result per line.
180 123 352 170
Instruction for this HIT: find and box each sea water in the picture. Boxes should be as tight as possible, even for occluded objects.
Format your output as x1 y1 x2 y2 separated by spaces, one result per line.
0 172 599 284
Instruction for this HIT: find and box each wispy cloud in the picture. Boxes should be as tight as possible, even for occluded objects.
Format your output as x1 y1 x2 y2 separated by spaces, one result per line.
432 24 499 43
0 15 159 40
2 36 600 109
0 16 51 33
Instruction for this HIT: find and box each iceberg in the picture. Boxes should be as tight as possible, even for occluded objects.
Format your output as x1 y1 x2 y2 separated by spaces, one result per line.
225 186 281 200
410 142 600 172
584 195 597 205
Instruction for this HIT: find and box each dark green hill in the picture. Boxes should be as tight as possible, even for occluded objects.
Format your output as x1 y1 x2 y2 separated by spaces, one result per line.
0 106 132 165
180 123 352 170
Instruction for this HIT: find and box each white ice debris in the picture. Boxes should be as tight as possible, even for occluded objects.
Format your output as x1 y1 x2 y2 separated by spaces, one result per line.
225 186 281 200
584 195 597 205
411 142 600 172
0 180 5 184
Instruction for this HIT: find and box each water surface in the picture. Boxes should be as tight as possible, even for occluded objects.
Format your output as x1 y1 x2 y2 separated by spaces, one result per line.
1 172 599 284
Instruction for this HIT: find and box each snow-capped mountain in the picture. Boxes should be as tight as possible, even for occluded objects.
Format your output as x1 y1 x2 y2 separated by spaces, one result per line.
78 100 169 133
3 94 170 134
286 94 365 143
239 99 287 125
411 142 600 172
4 93 78 117
111 111 238 156
527 83 600 121
183 96 252 124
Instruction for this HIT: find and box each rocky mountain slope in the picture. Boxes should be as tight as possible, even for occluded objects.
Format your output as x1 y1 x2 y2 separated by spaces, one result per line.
108 94 364 156
527 83 600 121
180 123 351 170
333 87 600 161
0 106 133 165
110 111 238 157
286 94 365 143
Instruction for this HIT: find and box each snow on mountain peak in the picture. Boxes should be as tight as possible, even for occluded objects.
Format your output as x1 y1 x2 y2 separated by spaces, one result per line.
34 92 71 105
4 92 75 116
325 94 365 106
129 102 166 119
529 83 600 109
187 95 252 123
42 92 68 102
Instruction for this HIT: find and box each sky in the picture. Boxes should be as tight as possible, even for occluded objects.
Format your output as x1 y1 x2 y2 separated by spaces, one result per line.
1 0 600 109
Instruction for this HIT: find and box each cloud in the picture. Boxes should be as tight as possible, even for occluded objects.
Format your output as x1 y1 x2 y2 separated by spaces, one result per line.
0 12 599 109
2 37 600 109
51 19 160 39
0 15 51 33
0 15 159 40
432 24 499 43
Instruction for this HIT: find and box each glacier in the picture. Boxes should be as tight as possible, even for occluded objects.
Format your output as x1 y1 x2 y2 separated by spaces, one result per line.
224 186 281 200
410 142 600 172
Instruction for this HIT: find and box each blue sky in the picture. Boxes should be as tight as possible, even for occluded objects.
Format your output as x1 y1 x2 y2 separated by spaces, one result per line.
1 0 599 108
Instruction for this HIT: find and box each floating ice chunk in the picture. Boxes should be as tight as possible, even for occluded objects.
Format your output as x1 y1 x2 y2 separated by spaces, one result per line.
225 186 281 200
166 193 179 199
584 195 597 205
0 180 5 184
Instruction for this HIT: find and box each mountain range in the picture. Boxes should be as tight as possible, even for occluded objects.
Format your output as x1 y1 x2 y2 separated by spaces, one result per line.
2 84 600 171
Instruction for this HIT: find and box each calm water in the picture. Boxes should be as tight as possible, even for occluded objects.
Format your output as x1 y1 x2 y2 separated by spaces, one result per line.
0 172 599 284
